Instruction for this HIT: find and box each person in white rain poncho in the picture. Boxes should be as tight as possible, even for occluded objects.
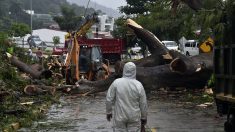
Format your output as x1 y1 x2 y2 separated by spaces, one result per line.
106 62 148 132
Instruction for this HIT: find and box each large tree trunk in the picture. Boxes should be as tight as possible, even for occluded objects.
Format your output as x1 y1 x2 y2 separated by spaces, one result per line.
7 53 52 79
75 54 212 94
136 55 212 91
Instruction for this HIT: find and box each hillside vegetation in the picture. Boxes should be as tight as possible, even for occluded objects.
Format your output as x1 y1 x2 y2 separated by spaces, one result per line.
0 0 96 31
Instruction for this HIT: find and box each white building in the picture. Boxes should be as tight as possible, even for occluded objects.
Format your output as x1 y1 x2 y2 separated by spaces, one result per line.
90 14 114 38
24 10 35 15
25 29 67 43
98 14 114 32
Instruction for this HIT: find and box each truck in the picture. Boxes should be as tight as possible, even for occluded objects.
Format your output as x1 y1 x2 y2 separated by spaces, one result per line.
52 37 125 63
77 38 125 63
179 39 199 56
62 13 111 84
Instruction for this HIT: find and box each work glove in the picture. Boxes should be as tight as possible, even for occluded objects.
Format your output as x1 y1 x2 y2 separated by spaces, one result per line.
106 114 112 121
141 119 147 126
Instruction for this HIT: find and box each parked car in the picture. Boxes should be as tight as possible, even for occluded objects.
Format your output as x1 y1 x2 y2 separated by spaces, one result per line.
181 40 199 56
27 35 47 49
11 37 23 45
162 41 179 51
131 46 141 54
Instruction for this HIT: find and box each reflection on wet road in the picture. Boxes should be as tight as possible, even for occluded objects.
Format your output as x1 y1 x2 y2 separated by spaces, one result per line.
19 92 226 132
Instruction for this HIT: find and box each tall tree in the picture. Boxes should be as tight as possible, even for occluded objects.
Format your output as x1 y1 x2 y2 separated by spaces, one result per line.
117 0 197 41
0 0 8 18
10 1 31 26
120 0 156 15
9 23 30 37
53 5 82 32
117 0 226 43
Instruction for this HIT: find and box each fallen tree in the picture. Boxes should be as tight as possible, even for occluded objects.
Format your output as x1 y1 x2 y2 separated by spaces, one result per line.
75 19 213 94
5 19 212 96
6 53 52 79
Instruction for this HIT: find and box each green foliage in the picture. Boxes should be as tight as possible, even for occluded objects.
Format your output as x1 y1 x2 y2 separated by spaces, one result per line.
0 0 97 30
0 0 8 18
20 0 67 15
53 5 82 32
53 36 60 46
118 0 198 41
192 0 235 45
20 0 95 16
185 91 214 104
224 0 235 45
120 0 156 15
112 17 128 39
0 94 59 130
9 23 31 37
0 32 8 45
118 0 234 46
0 17 14 32
137 0 194 40
207 74 215 88
0 36 60 130
0 38 28 90
0 0 30 31
8 1 31 26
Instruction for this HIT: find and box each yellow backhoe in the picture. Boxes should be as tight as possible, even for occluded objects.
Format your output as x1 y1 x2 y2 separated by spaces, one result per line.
64 13 110 84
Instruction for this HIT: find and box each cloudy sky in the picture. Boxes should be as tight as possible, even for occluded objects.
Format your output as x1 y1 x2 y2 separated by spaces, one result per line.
91 0 127 10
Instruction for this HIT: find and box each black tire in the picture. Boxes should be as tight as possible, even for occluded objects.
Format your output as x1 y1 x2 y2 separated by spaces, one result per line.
225 111 235 132
186 51 190 56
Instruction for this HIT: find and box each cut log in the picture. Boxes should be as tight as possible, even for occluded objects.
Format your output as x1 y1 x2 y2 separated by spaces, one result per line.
24 85 56 95
168 50 212 74
127 19 173 66
127 19 169 56
6 53 52 79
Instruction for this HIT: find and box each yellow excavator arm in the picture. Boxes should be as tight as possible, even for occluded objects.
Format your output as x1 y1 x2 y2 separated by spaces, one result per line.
64 13 98 82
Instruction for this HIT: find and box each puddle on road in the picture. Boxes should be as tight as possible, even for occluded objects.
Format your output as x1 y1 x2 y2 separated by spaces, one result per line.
19 93 226 132
19 94 112 132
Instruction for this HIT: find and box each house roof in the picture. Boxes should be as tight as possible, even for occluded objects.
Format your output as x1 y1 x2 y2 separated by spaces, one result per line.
25 29 68 43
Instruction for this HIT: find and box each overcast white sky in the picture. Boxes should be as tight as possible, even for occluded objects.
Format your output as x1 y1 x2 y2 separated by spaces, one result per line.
91 0 127 10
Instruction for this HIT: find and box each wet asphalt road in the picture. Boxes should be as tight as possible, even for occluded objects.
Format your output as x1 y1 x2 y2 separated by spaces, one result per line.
19 92 226 132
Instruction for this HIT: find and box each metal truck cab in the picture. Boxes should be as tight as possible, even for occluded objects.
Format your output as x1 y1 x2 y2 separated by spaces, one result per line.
79 44 103 78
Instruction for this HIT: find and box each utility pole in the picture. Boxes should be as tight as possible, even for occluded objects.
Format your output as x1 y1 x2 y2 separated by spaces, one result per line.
84 0 91 17
30 0 33 35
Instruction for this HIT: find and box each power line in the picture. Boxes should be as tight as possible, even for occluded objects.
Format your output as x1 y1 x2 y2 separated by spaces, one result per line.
84 0 91 17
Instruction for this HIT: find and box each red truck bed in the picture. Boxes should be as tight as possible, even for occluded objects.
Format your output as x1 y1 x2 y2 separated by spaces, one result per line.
78 38 124 54
52 38 125 63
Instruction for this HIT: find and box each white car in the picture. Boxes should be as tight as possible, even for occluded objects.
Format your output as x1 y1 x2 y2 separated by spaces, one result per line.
28 35 47 49
131 46 141 53
162 41 179 51
131 46 141 54
11 37 23 44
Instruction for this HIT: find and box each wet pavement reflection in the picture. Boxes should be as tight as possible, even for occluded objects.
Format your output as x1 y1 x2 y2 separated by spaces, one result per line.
19 92 226 132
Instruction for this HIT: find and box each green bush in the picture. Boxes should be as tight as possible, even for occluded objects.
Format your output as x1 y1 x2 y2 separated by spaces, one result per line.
53 36 60 47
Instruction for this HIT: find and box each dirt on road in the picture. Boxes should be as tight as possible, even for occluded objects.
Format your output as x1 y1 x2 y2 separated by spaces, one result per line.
19 89 226 132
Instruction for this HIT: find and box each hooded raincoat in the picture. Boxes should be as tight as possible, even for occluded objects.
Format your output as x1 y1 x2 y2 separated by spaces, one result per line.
106 62 147 132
